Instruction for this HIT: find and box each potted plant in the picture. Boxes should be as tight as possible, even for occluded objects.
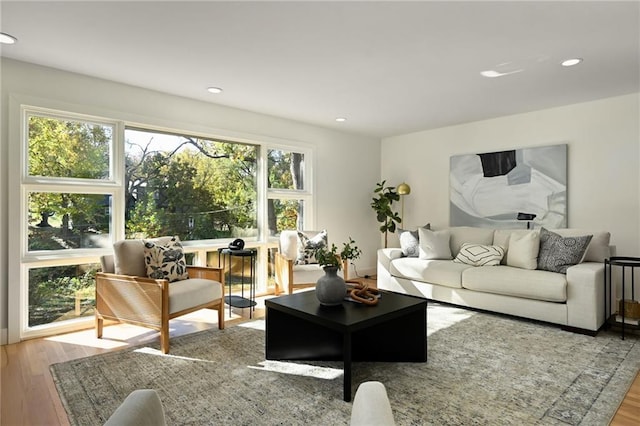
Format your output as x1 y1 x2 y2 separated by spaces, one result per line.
314 238 362 269
313 238 362 306
370 180 401 248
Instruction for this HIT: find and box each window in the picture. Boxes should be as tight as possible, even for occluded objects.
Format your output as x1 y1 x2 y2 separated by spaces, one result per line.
267 148 311 235
16 109 118 338
27 114 112 180
28 192 111 250
124 128 258 240
11 106 313 341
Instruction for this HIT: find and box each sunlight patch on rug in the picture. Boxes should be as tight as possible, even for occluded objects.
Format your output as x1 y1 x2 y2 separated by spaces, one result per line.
133 347 217 363
249 360 343 380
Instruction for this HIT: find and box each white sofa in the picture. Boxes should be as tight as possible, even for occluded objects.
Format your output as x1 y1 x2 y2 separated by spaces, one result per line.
377 226 612 333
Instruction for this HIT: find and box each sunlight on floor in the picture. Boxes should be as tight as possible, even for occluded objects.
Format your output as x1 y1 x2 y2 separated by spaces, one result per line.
427 304 475 336
239 320 265 331
249 360 343 380
45 326 138 349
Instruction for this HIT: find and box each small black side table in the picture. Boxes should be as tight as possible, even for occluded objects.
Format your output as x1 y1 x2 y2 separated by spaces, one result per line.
604 256 640 340
218 248 257 318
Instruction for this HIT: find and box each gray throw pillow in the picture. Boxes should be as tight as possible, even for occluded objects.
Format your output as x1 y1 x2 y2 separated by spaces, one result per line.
398 223 431 257
537 227 593 274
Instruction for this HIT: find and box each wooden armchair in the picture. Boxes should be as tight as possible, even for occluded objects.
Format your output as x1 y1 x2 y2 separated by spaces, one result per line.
96 237 224 354
274 230 348 294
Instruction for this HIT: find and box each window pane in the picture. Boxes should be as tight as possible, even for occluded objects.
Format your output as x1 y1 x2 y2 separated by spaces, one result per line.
268 149 305 190
124 129 258 240
28 115 112 179
28 263 98 327
28 192 111 250
268 199 305 235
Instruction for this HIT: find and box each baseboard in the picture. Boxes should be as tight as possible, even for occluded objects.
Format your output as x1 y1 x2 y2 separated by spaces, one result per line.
1 328 7 345
348 266 376 280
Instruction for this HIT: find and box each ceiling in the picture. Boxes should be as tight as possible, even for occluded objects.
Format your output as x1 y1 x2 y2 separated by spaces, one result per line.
1 1 639 138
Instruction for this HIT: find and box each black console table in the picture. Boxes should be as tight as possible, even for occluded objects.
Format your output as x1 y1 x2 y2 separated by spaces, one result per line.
218 248 257 318
604 256 640 339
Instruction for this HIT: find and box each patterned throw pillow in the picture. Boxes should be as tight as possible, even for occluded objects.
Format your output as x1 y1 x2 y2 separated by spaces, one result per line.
537 227 593 274
398 224 431 257
453 243 505 266
295 230 328 265
143 236 189 282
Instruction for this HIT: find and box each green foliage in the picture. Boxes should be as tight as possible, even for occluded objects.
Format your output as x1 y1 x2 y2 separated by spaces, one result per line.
370 180 401 247
28 264 98 326
313 238 362 269
124 133 259 240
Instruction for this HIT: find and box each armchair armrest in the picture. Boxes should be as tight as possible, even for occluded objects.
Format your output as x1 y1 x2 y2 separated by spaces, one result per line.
95 272 169 329
275 252 294 294
187 265 224 284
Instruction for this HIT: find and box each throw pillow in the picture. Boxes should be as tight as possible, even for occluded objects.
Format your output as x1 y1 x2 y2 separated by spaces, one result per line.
398 223 431 257
537 227 593 274
453 243 505 266
506 231 540 270
295 230 328 265
418 228 452 260
143 236 189 282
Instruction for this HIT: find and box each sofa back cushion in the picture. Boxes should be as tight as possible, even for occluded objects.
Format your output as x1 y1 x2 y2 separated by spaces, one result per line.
448 227 495 257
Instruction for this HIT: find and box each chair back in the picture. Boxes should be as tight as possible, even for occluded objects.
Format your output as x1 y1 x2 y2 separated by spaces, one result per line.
279 230 300 260
100 254 115 273
112 236 175 276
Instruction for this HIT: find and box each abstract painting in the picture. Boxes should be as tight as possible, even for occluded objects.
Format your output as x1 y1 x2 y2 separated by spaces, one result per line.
450 144 567 229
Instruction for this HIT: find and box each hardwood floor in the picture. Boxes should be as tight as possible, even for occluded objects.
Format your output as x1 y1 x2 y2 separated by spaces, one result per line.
2 288 639 425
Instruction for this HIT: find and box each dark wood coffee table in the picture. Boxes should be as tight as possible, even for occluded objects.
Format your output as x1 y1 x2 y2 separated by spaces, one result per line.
265 289 427 401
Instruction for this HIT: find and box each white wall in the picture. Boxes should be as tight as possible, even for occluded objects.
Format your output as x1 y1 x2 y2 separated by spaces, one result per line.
381 94 640 257
0 59 382 342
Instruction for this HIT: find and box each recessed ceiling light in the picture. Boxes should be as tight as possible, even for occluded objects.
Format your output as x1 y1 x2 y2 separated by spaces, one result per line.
561 58 583 67
0 32 17 45
335 117 347 122
207 87 223 94
480 69 524 78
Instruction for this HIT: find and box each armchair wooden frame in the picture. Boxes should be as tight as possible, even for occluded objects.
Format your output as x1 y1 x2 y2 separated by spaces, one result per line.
274 253 349 295
96 265 225 354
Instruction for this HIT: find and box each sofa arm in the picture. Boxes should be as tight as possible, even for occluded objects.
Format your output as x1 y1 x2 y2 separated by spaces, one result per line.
350 381 395 426
377 248 403 271
104 389 167 426
566 262 605 331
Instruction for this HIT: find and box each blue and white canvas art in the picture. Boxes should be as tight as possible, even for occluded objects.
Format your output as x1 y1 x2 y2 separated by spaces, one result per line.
450 144 567 229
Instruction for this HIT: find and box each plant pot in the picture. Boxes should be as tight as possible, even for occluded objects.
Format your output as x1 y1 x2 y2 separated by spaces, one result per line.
315 266 346 306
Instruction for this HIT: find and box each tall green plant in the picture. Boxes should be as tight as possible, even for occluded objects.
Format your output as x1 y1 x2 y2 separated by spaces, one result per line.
370 180 401 248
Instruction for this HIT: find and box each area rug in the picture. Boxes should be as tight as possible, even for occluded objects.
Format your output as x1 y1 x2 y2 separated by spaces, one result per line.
50 304 640 425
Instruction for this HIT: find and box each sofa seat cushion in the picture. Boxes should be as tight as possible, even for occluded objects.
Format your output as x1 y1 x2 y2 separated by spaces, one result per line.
169 278 222 314
462 265 567 302
389 258 473 288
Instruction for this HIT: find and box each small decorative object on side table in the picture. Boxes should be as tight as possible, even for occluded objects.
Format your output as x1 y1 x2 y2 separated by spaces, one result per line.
604 256 640 339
